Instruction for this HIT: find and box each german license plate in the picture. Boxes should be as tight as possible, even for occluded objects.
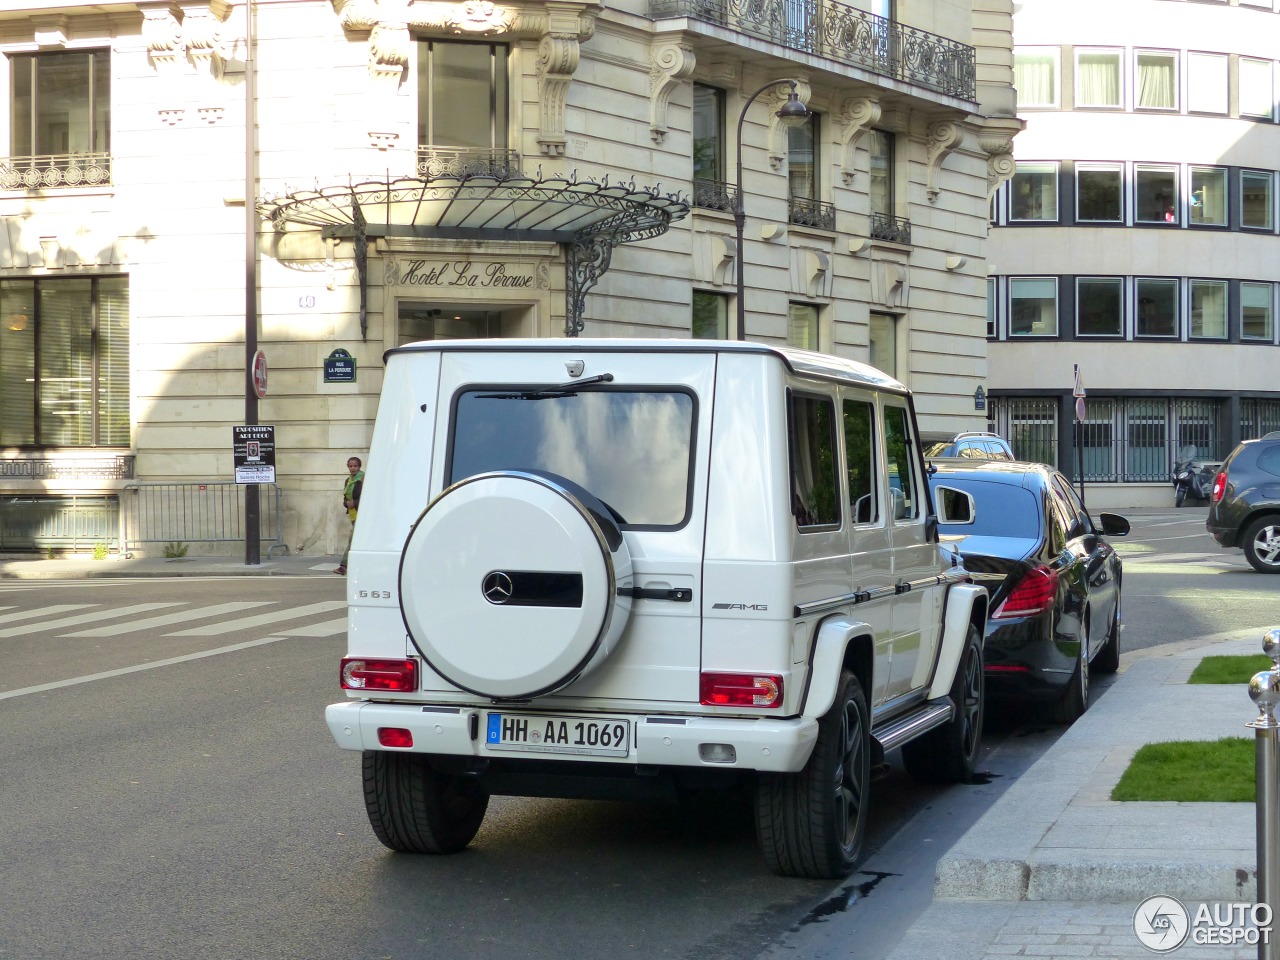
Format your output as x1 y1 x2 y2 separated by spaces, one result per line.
485 712 631 758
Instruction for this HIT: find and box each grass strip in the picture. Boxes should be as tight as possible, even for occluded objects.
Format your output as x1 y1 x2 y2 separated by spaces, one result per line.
1188 654 1274 685
1111 738 1255 802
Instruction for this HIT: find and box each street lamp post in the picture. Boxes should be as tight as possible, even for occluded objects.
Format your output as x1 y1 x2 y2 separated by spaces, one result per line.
734 79 811 341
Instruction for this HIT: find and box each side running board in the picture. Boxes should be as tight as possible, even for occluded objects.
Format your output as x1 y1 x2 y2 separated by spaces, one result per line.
872 699 954 754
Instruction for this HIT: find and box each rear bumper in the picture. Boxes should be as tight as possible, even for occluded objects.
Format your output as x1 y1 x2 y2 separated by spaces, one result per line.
326 700 819 773
1206 522 1235 548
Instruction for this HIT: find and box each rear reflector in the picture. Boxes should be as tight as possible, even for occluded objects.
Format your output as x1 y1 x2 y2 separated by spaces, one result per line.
985 664 1032 673
700 672 783 708
340 658 418 692
992 565 1059 620
377 727 414 748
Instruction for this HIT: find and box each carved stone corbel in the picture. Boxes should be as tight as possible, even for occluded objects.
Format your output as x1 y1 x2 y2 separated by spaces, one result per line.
140 4 184 74
980 137 1016 200
538 33 579 156
179 1 229 79
369 0 412 89
649 41 696 144
925 120 965 203
767 79 810 171
837 97 880 186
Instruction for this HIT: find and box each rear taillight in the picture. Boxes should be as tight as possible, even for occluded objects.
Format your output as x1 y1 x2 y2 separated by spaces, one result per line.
377 727 414 748
1212 471 1227 503
700 673 783 708
992 565 1059 619
340 658 418 692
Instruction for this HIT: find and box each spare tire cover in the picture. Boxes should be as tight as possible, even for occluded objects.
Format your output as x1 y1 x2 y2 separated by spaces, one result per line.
400 471 633 699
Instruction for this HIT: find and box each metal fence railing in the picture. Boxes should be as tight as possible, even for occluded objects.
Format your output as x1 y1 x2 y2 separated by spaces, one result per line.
120 482 287 556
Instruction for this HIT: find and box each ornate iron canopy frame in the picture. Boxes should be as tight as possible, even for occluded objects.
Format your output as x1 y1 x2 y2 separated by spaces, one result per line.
258 173 689 338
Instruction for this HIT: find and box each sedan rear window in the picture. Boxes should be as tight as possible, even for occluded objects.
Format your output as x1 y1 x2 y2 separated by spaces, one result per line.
448 388 695 527
934 481 1042 540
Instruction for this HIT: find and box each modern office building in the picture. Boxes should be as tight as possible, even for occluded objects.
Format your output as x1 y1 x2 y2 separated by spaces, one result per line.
0 0 1017 555
989 0 1280 508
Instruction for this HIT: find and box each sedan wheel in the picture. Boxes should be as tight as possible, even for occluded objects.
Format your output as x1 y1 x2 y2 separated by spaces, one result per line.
1243 516 1280 574
1048 624 1089 725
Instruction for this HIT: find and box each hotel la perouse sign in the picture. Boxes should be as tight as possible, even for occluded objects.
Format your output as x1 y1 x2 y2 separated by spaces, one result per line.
388 258 547 291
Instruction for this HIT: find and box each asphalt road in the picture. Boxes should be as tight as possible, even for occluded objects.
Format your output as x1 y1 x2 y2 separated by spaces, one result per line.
0 513 1271 960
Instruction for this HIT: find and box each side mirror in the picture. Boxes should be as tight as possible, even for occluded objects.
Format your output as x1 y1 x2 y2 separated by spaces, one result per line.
1099 512 1130 537
935 486 975 525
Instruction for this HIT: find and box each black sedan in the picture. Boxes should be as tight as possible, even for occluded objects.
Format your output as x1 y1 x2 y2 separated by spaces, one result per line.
928 461 1129 723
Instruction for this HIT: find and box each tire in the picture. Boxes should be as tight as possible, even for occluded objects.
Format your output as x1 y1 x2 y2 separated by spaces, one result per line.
1048 618 1089 725
755 670 871 879
1175 485 1186 507
902 623 984 784
1243 516 1280 574
1093 596 1121 675
362 751 489 854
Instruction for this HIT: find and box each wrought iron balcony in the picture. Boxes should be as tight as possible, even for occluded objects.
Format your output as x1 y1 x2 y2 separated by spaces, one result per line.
789 196 836 231
648 0 976 101
693 177 738 213
416 147 522 179
871 212 912 244
0 153 112 190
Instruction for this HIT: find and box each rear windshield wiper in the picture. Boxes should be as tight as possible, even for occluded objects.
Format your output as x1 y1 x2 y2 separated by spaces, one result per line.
476 373 614 400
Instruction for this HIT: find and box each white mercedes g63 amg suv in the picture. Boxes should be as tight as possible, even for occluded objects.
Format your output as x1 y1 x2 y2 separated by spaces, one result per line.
326 339 988 878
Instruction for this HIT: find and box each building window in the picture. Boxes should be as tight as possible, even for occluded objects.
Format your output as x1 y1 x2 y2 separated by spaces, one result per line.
1187 52 1228 115
1075 49 1122 108
986 278 997 338
692 291 728 339
788 114 833 229
1009 278 1058 337
1010 163 1058 221
692 84 731 212
869 312 897 377
787 302 820 350
1135 165 1178 224
788 392 839 528
1243 171 1275 230
1241 58 1275 120
417 41 509 174
1077 278 1124 337
1077 165 1122 222
7 50 111 188
1190 280 1228 339
1014 47 1059 108
1135 50 1177 110
1136 278 1179 338
1189 167 1227 226
869 129 893 218
1242 282 1274 341
0 277 129 447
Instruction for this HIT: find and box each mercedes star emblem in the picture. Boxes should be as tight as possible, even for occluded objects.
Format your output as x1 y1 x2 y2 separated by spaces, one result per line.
482 571 514 604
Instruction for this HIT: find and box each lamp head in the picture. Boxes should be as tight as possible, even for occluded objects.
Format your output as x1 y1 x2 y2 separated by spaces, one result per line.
776 86 811 129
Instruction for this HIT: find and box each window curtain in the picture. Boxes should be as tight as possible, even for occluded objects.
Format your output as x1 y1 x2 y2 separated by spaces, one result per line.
1136 56 1174 108
1014 54 1055 106
1077 54 1120 106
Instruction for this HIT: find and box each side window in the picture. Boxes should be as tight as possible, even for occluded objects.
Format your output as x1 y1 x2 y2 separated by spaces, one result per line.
1257 446 1280 478
883 404 919 521
1045 488 1070 553
844 398 879 524
1053 476 1092 539
789 392 840 529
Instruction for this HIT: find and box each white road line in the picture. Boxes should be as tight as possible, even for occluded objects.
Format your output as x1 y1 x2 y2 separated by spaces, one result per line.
0 603 181 639
0 604 90 626
0 636 292 701
277 617 348 637
64 601 275 638
165 600 347 636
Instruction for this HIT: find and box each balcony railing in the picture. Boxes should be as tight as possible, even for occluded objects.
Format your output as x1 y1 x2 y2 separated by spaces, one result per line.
789 195 836 230
0 153 112 190
693 177 738 213
649 0 976 101
416 147 522 179
871 212 912 244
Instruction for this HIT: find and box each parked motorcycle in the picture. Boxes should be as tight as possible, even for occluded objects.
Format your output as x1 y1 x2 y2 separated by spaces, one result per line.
1172 445 1219 507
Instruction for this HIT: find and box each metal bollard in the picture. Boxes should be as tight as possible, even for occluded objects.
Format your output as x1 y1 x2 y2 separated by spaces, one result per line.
1247 627 1280 960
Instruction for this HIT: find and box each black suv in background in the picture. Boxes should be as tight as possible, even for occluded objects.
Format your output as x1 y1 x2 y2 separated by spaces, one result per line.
1207 432 1280 573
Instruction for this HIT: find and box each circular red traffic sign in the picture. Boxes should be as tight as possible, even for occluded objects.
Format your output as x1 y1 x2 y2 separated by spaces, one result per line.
251 350 268 399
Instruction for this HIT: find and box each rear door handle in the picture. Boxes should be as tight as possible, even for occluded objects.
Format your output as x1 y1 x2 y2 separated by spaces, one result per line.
617 587 693 602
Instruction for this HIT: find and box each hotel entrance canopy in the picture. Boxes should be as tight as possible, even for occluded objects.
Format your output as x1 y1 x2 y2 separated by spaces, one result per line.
258 172 689 337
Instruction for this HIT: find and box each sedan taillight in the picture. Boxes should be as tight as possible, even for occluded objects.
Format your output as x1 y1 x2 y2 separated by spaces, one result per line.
1211 471 1227 504
992 565 1059 620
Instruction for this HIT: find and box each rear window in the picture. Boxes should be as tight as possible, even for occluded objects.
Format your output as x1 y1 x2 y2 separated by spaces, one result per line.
448 388 696 527
934 480 1042 540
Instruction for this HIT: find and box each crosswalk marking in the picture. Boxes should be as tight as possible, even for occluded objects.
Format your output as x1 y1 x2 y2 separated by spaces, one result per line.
166 600 347 637
65 601 276 638
0 603 181 639
0 604 90 626
276 617 348 638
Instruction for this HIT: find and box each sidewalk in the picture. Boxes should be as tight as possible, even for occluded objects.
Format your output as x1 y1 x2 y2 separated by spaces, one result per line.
0 552 342 579
884 630 1270 960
